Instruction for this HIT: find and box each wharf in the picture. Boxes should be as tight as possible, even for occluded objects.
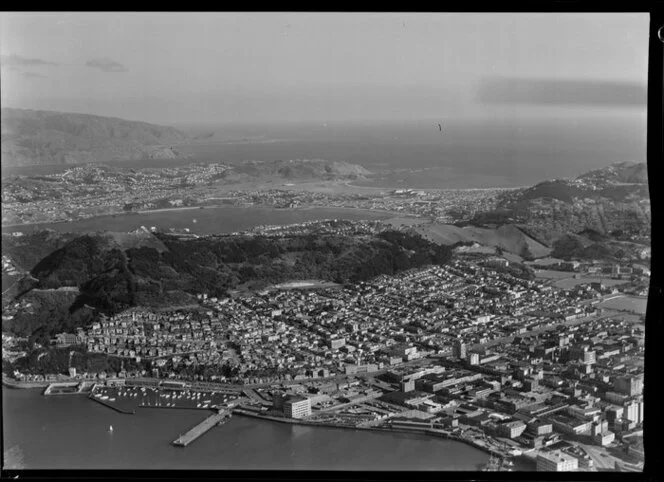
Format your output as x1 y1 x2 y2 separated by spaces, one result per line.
44 381 94 395
172 409 231 447
234 408 511 459
2 375 49 389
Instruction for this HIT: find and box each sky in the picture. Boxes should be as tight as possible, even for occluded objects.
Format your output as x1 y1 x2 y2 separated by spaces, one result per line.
0 12 649 126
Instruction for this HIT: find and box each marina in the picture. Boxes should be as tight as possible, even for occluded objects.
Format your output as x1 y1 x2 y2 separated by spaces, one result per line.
88 384 240 414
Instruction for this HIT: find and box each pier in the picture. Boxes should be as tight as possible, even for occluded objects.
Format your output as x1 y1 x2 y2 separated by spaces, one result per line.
172 409 232 447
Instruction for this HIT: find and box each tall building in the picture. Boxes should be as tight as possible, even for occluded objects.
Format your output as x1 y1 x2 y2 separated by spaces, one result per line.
570 345 595 365
623 401 644 424
467 352 480 366
498 420 527 438
536 450 579 471
283 395 312 419
614 375 643 396
401 379 415 393
453 340 467 359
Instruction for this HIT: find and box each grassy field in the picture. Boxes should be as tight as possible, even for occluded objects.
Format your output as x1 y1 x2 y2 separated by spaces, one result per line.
414 223 551 257
598 295 647 315
553 277 628 289
534 271 633 291
534 269 573 280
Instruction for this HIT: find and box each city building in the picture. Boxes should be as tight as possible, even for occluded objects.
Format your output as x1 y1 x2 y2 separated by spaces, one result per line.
467 352 480 366
537 450 579 471
283 395 312 419
614 375 643 397
498 420 527 438
54 332 81 348
401 379 415 393
453 340 467 359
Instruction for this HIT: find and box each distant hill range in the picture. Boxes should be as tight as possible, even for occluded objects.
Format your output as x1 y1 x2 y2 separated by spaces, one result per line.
467 161 650 246
1 108 190 166
220 159 371 181
410 161 650 261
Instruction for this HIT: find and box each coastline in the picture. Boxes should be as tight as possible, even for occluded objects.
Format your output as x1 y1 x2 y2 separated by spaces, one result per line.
2 375 49 390
1 204 395 231
232 408 504 459
344 182 525 193
2 377 505 462
2 387 495 471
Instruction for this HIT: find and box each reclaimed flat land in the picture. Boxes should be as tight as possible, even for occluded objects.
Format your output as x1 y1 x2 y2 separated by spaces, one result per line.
383 217 431 228
598 295 647 315
552 277 628 290
534 270 575 280
272 280 341 290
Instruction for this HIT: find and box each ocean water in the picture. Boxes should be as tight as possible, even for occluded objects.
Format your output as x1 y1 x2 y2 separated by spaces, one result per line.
2 116 646 189
2 387 491 470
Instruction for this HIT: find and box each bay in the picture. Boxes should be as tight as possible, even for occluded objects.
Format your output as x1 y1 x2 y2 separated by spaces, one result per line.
2 206 391 236
3 387 491 470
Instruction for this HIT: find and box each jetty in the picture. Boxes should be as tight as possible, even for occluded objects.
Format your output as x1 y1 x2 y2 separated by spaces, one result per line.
172 409 232 447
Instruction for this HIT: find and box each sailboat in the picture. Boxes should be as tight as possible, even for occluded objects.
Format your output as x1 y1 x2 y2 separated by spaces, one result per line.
109 425 114 433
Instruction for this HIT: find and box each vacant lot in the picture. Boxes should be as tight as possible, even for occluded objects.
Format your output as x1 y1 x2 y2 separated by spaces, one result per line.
598 295 647 315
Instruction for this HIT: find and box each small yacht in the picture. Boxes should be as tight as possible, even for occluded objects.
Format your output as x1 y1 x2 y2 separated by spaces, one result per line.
108 425 114 433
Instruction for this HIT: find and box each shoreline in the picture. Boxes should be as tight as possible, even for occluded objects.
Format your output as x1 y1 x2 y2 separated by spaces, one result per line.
345 182 525 192
2 380 499 459
232 408 505 459
1 204 397 231
2 376 50 389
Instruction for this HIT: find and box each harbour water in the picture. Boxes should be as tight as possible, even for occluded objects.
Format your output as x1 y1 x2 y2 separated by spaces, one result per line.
1 206 390 235
3 387 491 470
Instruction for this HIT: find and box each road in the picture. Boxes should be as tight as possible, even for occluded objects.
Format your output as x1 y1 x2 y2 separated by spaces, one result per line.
577 442 619 471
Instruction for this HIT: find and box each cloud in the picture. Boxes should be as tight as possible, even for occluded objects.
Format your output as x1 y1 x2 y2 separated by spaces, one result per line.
477 77 647 107
85 57 128 72
23 71 46 79
0 54 58 66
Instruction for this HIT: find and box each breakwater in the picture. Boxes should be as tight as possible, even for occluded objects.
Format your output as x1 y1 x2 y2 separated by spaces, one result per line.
88 394 136 414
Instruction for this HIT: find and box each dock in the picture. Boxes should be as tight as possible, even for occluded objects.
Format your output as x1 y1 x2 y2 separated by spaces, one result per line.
44 381 94 395
172 409 231 447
